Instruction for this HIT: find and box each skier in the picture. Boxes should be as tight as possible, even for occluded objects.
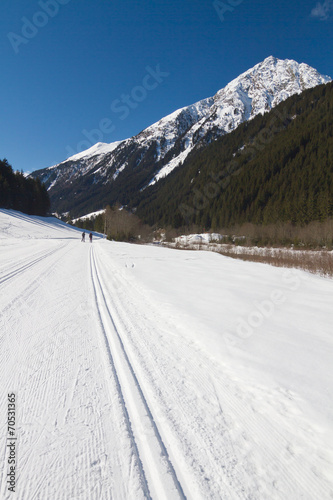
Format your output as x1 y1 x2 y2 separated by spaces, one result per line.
89 232 93 243
81 232 85 242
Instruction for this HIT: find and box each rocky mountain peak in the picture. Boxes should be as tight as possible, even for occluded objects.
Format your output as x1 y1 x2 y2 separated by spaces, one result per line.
31 57 331 216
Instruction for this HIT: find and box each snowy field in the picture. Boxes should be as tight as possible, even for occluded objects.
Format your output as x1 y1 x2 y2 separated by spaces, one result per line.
1 209 333 499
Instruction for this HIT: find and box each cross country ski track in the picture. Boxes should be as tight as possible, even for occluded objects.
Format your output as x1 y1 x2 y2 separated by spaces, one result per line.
92 242 333 500
0 242 68 286
90 246 186 500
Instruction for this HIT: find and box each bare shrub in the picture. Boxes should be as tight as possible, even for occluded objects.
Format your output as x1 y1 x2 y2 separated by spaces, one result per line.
164 226 181 242
105 204 152 242
216 219 333 249
218 247 333 277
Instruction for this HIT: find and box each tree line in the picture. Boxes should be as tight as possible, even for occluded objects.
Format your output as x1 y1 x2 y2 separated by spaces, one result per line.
0 159 50 216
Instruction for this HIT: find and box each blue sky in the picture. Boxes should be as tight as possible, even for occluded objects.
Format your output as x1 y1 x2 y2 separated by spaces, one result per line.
1 0 332 173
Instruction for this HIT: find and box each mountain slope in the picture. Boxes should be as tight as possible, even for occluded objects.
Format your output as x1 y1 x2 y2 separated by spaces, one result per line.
31 57 331 217
134 81 333 229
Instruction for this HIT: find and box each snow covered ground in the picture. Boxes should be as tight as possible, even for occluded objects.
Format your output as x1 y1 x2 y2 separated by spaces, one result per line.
174 233 226 245
1 209 333 499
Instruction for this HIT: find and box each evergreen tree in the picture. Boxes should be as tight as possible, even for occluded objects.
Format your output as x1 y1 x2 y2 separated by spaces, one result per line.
0 159 50 216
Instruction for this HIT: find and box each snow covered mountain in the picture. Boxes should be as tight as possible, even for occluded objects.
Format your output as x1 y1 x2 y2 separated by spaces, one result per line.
31 57 331 216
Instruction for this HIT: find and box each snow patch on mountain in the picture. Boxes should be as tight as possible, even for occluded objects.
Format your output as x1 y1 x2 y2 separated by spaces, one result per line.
147 56 331 185
71 209 105 223
65 141 124 163
135 98 214 163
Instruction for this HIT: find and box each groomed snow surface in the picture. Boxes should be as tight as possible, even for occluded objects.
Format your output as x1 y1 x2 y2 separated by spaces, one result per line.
1 209 333 499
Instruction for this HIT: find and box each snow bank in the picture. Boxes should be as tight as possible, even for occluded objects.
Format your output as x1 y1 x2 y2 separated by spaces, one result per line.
0 208 81 240
175 232 225 245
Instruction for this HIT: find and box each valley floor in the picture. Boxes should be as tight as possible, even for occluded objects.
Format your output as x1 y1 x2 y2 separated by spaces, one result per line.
0 209 333 499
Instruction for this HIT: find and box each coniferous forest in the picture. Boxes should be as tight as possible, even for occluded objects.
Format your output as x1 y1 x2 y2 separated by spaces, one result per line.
0 159 50 216
133 82 333 230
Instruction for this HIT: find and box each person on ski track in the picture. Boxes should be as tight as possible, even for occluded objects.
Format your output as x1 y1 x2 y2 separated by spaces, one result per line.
89 232 93 243
81 232 85 242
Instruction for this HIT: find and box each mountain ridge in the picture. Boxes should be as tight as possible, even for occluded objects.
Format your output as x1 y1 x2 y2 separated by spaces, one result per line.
30 56 331 217
133 80 333 229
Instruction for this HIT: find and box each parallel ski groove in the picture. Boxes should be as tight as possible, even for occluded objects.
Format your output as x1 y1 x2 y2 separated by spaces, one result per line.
0 243 66 285
90 247 186 500
89 247 152 500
